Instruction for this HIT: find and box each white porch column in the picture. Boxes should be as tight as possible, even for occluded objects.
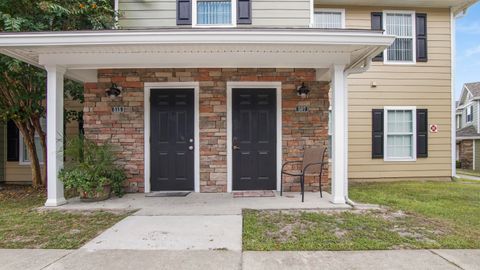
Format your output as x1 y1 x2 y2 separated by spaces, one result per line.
44 65 67 207
330 64 348 204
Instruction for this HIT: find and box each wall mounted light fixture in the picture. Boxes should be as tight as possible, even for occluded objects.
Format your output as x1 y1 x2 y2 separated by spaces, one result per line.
105 83 122 98
297 82 310 99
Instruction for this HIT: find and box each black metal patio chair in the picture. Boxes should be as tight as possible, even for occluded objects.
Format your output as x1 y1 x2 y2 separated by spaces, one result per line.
280 147 328 202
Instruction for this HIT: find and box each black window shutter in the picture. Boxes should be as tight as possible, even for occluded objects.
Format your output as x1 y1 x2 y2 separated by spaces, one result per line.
177 0 192 25
237 0 252 24
371 12 384 62
7 120 19 161
417 109 428 157
372 109 384 158
416 13 428 62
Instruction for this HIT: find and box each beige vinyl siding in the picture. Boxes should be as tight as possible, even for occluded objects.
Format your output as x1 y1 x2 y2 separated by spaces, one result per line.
475 140 480 171
118 0 311 28
316 5 452 179
0 123 5 182
4 99 82 184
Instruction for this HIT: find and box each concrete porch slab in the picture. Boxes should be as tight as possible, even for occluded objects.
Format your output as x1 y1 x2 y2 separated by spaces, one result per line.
81 215 242 251
44 191 350 215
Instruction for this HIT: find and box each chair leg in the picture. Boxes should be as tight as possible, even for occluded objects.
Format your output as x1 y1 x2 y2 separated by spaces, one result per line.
280 173 283 196
319 174 323 198
301 175 305 203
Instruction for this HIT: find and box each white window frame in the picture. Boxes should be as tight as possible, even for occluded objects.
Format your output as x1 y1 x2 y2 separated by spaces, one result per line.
192 0 237 28
311 8 346 29
466 105 473 123
19 118 46 165
19 134 44 165
384 106 417 162
383 10 416 65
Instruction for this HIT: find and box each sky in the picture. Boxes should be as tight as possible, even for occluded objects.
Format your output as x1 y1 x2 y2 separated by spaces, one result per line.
455 1 480 100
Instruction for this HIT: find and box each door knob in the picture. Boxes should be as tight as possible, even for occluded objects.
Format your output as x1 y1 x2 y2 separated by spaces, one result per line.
188 146 194 151
233 145 240 150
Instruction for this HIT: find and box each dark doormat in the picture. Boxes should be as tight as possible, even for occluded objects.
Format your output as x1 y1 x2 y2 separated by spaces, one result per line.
145 191 191 197
233 190 276 198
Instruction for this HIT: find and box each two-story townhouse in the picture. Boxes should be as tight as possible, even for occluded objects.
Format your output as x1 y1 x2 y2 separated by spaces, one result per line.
456 82 480 170
0 0 475 207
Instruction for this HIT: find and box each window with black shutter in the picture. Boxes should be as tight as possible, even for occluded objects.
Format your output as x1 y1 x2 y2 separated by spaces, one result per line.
237 0 252 24
372 109 384 158
416 109 428 157
416 13 428 62
176 0 192 25
371 12 384 62
7 120 19 162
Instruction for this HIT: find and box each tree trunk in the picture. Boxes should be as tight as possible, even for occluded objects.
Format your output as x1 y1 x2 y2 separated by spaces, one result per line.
33 117 47 186
16 121 43 188
24 135 43 188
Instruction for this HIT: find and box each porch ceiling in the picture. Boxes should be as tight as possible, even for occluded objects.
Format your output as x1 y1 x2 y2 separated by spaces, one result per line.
0 29 395 82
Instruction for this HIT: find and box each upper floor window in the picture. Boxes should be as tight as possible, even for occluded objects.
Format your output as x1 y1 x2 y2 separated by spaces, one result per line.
313 9 345 28
195 0 234 26
467 105 473 123
384 11 415 63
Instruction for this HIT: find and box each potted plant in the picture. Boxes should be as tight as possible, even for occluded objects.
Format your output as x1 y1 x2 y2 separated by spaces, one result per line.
59 136 125 202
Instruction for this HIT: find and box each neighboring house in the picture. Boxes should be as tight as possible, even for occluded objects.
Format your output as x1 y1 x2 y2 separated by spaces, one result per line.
0 99 82 185
456 82 480 170
0 0 476 207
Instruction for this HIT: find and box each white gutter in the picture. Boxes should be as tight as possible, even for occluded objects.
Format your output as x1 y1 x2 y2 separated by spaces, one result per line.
0 30 395 47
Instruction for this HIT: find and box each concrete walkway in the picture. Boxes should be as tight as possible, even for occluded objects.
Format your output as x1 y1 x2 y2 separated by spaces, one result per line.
43 192 348 251
457 174 480 181
1 249 479 270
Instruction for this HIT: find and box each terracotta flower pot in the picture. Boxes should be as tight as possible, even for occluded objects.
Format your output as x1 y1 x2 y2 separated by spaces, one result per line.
79 184 111 202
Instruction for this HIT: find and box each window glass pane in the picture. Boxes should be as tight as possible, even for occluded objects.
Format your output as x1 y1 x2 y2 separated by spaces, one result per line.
385 13 413 37
387 38 413 62
387 110 412 133
385 13 414 62
387 135 412 158
197 0 231 25
314 12 343 28
22 137 43 163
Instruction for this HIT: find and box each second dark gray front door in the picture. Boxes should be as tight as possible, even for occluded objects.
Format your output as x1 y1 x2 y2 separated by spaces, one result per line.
232 88 277 190
150 89 195 191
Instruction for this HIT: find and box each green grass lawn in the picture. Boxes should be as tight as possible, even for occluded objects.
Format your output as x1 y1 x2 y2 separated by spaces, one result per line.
0 185 128 249
243 180 480 251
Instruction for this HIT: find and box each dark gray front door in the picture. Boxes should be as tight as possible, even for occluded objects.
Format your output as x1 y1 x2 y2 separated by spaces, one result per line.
232 88 277 190
150 89 195 191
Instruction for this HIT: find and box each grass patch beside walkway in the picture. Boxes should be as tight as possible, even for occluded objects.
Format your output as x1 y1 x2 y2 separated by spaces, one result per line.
243 180 480 251
0 185 128 249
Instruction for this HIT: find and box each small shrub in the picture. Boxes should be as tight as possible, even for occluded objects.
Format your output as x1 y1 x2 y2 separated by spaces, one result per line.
59 136 126 198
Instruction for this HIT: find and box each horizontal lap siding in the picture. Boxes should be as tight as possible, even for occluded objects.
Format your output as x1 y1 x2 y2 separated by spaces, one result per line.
118 0 311 28
252 0 310 27
317 5 452 179
119 0 177 28
4 100 82 183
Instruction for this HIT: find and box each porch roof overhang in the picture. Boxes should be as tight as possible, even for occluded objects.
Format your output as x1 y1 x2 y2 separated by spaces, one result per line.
0 28 395 82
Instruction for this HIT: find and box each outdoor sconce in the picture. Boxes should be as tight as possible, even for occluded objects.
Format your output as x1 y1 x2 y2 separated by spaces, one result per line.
297 82 310 99
105 83 122 98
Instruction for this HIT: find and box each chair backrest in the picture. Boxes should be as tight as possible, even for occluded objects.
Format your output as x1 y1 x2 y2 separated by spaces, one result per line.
302 147 327 175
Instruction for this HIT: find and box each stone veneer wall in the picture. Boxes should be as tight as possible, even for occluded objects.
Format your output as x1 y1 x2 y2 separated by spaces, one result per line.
84 68 329 193
459 140 473 170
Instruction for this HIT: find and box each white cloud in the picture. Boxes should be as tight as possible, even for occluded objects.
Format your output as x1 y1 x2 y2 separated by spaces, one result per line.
466 45 480 57
457 22 480 34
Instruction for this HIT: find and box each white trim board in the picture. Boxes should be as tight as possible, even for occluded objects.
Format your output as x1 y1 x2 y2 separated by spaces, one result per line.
144 82 201 193
226 82 282 192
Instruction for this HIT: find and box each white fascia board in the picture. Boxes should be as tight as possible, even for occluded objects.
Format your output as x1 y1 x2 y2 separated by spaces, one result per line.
0 30 395 47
